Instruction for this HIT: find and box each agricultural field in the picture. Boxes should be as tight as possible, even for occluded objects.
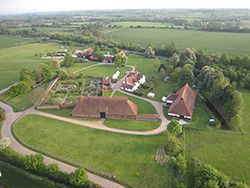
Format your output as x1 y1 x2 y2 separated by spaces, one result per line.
185 90 250 185
0 35 34 48
0 42 61 89
0 161 54 188
13 115 174 188
111 21 173 28
107 28 250 55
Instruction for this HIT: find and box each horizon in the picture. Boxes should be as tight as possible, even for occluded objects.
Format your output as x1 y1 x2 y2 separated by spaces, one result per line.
1 0 250 15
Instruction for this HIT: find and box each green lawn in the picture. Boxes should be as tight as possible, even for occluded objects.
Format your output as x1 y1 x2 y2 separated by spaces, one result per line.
13 115 173 188
0 42 60 89
185 90 250 185
77 64 130 78
0 82 49 112
0 35 34 48
104 119 160 131
65 62 98 73
111 22 172 28
113 91 156 114
0 161 54 188
108 28 250 55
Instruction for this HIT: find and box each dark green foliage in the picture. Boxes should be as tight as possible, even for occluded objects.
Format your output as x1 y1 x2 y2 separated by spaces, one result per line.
62 53 75 67
0 108 5 121
69 168 88 187
178 64 194 86
165 134 182 157
194 159 229 188
20 68 36 81
24 154 45 171
167 119 183 136
115 53 127 67
7 81 32 97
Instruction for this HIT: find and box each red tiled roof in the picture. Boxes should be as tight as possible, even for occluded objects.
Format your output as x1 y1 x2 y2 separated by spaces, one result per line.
168 84 197 117
102 78 111 86
72 96 138 117
125 71 144 85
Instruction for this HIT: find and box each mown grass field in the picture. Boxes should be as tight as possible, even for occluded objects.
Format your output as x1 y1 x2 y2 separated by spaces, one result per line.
77 64 130 78
185 90 250 185
0 42 60 89
0 35 34 48
104 119 160 131
113 91 156 114
107 28 250 55
13 115 173 188
0 161 54 188
112 22 172 28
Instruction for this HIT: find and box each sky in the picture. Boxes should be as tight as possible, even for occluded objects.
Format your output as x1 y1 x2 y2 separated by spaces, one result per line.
1 0 250 14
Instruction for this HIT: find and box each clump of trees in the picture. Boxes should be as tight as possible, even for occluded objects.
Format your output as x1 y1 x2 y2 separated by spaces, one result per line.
167 119 183 136
144 46 155 57
8 61 59 98
115 52 127 67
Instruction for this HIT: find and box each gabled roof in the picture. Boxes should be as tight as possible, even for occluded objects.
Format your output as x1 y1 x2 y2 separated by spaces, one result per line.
125 71 144 85
72 96 138 117
168 84 197 117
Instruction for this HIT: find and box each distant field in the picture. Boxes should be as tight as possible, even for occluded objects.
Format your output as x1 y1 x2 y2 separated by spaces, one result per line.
0 35 34 48
13 115 174 188
107 28 250 55
0 42 60 89
112 22 172 28
0 161 54 188
185 90 250 185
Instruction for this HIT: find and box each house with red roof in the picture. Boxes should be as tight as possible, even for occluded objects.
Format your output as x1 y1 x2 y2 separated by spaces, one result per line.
121 71 145 92
167 84 197 120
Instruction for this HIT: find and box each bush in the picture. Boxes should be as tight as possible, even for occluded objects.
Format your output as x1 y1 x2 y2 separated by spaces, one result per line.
194 159 229 188
0 108 5 121
69 168 88 187
165 134 182 157
168 119 183 136
24 154 45 171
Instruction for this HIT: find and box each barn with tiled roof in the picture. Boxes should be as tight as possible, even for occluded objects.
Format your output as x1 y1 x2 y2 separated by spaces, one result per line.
168 84 197 120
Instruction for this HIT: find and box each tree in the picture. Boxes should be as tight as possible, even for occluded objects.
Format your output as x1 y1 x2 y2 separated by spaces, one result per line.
8 81 31 97
159 68 167 80
20 68 35 81
144 46 155 57
169 53 180 67
62 53 75 67
58 69 68 80
194 161 229 188
37 63 55 81
115 53 127 67
24 154 45 171
165 134 182 157
222 86 243 117
175 155 187 175
220 54 231 66
69 168 88 187
178 64 194 86
179 48 197 66
168 119 183 136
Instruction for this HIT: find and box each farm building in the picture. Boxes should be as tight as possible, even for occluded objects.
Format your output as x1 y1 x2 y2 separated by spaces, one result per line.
76 47 94 58
72 96 138 120
121 71 145 92
102 77 111 90
104 55 115 63
167 84 197 120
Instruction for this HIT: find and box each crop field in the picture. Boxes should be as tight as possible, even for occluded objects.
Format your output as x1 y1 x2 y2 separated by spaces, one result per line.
0 35 34 48
107 28 250 55
111 21 172 28
0 42 60 89
185 90 250 185
13 115 173 188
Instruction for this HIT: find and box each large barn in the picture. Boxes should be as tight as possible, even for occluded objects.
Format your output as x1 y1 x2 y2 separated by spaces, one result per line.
167 84 197 120
72 96 138 120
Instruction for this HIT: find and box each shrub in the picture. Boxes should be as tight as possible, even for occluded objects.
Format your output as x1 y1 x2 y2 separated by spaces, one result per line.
69 168 88 187
165 134 182 157
24 154 45 171
168 119 183 136
0 108 5 121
